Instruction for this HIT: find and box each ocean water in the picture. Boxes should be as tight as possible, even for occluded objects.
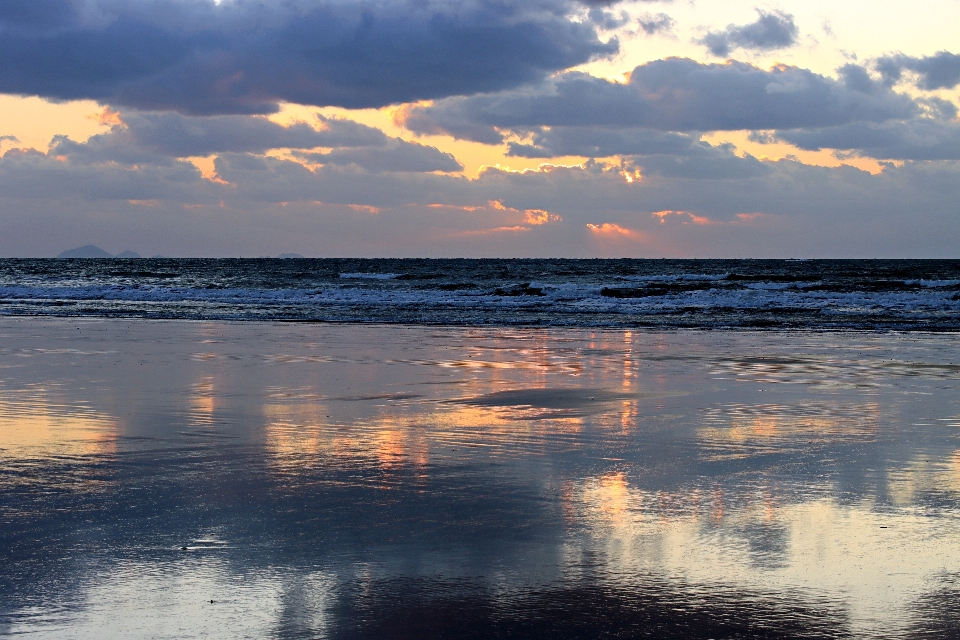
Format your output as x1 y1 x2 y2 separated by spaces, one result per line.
1 258 959 329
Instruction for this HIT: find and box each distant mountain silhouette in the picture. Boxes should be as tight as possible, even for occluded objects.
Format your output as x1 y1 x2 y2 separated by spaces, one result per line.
115 250 141 258
57 245 114 258
278 253 305 259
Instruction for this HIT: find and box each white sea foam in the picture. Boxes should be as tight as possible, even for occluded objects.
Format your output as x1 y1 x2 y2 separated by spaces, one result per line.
339 273 401 279
1 260 958 328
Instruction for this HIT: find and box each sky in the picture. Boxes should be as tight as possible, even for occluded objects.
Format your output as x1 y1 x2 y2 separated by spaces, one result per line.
1 0 959 258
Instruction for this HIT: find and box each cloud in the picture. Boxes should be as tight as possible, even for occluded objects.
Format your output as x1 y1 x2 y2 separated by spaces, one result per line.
835 63 883 94
2 98 959 258
699 10 799 57
734 64 960 161
507 127 703 158
876 51 960 91
632 148 771 180
507 127 771 179
0 0 76 28
295 138 463 173
0 144 214 203
586 222 645 238
588 7 630 30
400 58 917 143
41 108 463 173
762 119 960 161
3 127 960 257
580 0 676 4
0 0 618 115
638 13 674 36
53 112 391 164
577 0 644 6
651 210 715 225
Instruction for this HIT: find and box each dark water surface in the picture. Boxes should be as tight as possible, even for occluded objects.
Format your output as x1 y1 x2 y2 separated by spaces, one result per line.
2 258 960 329
2 319 960 638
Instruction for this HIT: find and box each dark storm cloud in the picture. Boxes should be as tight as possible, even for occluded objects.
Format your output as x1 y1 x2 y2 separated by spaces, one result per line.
699 10 798 57
0 0 618 115
876 51 960 90
294 138 464 173
401 58 917 143
638 13 674 36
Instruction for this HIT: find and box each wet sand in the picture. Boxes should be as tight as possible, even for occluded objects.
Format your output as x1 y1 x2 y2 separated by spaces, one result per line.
2 318 960 638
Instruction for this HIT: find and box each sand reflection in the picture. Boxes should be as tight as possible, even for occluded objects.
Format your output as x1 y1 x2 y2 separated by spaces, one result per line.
571 471 960 637
189 376 218 426
264 402 332 472
698 401 881 460
4 320 960 639
0 386 117 459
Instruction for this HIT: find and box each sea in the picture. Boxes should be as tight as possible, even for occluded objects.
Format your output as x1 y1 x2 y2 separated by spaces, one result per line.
2 258 959 329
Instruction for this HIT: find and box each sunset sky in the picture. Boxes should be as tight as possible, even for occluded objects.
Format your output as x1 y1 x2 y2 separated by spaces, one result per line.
1 0 959 257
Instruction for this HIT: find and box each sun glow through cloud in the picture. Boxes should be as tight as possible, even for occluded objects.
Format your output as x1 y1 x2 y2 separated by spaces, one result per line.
652 211 716 225
586 223 644 239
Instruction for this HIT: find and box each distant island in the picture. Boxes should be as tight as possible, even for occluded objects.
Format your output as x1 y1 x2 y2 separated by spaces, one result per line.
55 246 305 258
56 245 144 258
57 245 116 258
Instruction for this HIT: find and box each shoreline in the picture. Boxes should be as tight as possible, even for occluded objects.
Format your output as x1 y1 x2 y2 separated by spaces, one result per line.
3 313 959 334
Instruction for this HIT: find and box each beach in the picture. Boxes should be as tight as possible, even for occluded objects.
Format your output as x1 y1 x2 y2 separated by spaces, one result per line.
2 317 960 638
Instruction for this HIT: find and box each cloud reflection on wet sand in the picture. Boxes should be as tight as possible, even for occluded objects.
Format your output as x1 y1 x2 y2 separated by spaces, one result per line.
2 320 960 638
